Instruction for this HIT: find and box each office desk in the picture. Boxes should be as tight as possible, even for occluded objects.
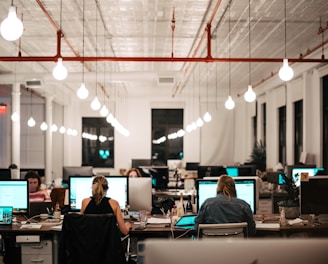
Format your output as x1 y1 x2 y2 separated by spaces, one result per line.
0 221 61 264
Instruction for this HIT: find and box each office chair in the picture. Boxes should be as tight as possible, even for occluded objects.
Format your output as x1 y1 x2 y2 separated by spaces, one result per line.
197 222 248 239
60 213 129 264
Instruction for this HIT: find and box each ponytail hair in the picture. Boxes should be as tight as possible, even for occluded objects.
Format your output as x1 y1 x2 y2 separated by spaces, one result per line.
92 175 109 205
217 175 237 201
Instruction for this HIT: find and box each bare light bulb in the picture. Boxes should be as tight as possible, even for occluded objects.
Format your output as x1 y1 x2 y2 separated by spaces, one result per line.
40 122 48 131
0 5 24 41
244 85 256 102
52 58 68 80
100 105 109 117
279 58 294 81
59 126 66 134
203 112 212 122
11 112 19 122
90 96 101 111
27 117 36 127
77 82 89 99
225 96 235 110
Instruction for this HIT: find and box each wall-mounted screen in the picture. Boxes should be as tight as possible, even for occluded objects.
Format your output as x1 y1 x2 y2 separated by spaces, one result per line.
69 176 128 212
0 180 29 214
196 177 258 214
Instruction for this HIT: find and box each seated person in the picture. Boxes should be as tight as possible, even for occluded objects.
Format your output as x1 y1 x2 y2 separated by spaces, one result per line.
25 170 51 202
80 175 131 235
195 175 256 236
125 168 142 178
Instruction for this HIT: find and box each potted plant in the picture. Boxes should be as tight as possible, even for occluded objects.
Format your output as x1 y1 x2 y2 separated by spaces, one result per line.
278 174 300 219
249 140 266 172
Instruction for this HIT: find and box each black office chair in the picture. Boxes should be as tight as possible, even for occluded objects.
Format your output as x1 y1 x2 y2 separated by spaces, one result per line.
60 213 129 264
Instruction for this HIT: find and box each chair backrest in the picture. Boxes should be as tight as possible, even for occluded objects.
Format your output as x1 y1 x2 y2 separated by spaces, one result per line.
60 213 126 264
197 222 248 239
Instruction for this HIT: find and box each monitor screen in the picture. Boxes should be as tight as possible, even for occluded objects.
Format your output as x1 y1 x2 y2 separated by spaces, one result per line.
197 166 227 178
300 176 328 216
62 166 93 184
185 162 200 171
196 177 257 214
291 167 324 187
139 166 169 190
128 177 152 211
69 176 128 212
225 167 239 177
131 159 152 168
0 169 11 180
0 180 29 214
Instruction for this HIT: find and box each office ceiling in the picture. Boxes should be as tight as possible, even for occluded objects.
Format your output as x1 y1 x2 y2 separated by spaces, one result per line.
0 0 327 106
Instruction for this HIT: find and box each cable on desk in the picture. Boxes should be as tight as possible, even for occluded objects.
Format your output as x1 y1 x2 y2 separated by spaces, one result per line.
173 228 194 239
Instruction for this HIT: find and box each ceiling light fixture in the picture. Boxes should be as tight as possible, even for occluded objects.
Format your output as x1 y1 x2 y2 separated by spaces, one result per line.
40 121 48 131
279 0 294 82
52 0 68 81
203 64 212 122
225 3 235 110
91 1 101 111
27 89 35 127
244 0 256 103
0 1 24 41
77 0 89 99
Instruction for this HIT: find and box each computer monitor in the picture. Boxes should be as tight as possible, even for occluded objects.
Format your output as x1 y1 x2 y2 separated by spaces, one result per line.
197 166 226 178
238 165 256 176
0 180 29 214
69 176 128 212
62 166 93 184
128 177 152 212
138 166 169 190
185 162 200 171
266 171 286 185
291 167 324 187
196 177 257 214
131 159 152 168
20 168 46 180
300 176 328 223
225 167 239 177
0 169 11 180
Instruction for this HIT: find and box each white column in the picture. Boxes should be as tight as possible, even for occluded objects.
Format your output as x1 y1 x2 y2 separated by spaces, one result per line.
11 83 21 168
45 95 54 186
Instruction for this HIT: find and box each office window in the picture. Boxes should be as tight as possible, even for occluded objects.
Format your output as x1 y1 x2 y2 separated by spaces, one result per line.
82 117 114 168
294 100 303 164
279 106 286 165
152 109 183 165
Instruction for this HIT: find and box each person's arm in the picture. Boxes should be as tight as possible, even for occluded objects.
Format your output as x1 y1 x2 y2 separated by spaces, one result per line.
243 205 256 236
109 199 131 235
80 197 91 214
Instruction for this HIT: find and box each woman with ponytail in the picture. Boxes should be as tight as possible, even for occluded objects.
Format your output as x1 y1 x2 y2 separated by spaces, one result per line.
195 175 256 236
80 175 131 235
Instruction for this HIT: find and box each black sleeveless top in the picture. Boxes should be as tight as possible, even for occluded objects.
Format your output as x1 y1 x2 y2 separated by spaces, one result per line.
84 196 114 214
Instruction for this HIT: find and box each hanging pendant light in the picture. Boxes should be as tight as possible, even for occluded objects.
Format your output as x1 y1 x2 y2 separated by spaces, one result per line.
51 124 58 132
244 0 256 103
59 125 66 134
27 89 35 127
0 2 24 41
40 121 48 131
279 0 294 82
91 96 101 111
77 0 89 99
11 111 19 122
52 0 68 81
203 65 212 122
52 57 68 80
225 3 235 110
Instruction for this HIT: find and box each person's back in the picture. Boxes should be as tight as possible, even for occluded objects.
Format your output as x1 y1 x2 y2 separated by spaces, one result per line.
195 175 256 236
